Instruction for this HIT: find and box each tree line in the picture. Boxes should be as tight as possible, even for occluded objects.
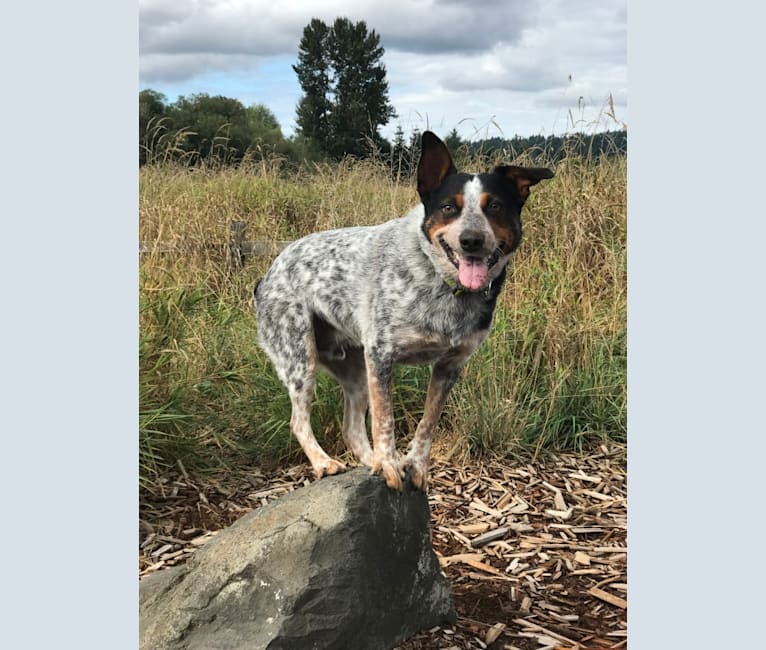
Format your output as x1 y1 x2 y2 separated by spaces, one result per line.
139 90 300 166
140 16 626 168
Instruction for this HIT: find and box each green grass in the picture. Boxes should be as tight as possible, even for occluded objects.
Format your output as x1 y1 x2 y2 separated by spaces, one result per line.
139 143 626 483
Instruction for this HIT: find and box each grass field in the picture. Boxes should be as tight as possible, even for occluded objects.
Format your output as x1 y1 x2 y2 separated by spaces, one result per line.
139 142 626 485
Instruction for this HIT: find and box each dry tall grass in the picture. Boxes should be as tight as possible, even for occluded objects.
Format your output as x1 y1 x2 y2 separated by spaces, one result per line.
139 142 626 482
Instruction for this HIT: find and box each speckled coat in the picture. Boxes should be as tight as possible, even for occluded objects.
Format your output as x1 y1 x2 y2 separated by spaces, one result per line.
254 131 553 491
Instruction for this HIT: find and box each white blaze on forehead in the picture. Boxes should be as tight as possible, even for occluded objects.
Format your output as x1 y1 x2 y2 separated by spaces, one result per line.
462 176 484 212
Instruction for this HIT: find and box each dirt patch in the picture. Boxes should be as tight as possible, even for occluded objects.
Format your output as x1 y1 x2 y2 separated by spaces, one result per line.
139 444 626 649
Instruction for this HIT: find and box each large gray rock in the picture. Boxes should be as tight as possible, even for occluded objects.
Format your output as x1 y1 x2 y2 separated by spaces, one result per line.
139 468 455 649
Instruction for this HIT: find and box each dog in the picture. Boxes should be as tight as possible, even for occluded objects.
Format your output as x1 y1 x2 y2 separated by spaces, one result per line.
254 131 553 491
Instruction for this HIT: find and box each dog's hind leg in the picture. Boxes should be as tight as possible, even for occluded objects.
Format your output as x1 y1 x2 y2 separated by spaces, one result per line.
341 385 373 466
318 347 374 466
258 308 346 478
287 334 347 478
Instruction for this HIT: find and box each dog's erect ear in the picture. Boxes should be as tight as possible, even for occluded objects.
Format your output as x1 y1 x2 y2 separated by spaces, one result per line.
494 165 554 202
417 131 457 199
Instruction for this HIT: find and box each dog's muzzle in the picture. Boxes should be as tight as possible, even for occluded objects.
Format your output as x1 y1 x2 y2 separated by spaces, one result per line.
438 234 504 292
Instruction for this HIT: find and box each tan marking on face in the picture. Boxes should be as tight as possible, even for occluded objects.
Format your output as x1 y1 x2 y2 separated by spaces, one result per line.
426 217 471 260
425 219 447 244
424 198 461 242
479 193 515 251
488 221 516 253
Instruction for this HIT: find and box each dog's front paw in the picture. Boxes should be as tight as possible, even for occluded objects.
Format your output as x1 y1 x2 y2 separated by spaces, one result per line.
371 455 405 491
403 455 429 492
311 457 347 479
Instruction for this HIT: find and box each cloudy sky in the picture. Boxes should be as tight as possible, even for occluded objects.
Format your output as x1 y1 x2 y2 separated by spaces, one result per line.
139 0 626 141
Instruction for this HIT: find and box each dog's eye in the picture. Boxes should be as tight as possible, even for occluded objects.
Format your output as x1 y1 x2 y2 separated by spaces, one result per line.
488 200 503 212
441 204 455 213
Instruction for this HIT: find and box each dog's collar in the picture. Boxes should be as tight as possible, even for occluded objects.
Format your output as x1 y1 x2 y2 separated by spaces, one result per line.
444 278 494 299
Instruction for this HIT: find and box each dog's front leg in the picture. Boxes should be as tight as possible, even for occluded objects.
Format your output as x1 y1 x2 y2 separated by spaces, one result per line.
365 350 404 491
404 334 487 490
402 358 465 491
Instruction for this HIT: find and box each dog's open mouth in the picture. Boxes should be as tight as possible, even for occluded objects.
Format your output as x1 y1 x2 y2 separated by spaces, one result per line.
438 235 504 291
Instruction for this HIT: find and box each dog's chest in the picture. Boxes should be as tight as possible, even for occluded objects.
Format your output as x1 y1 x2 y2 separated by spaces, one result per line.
386 296 491 364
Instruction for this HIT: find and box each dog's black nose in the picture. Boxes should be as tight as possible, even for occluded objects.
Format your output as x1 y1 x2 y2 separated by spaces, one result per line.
459 230 485 253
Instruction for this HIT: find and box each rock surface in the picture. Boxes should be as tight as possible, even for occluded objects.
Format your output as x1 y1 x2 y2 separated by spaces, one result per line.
139 468 455 649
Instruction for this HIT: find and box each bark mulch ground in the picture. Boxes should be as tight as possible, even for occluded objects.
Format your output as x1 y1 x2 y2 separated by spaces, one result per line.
139 443 626 649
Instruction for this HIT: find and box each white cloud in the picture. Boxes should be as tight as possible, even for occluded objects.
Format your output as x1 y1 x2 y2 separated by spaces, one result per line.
139 0 627 138
141 53 269 84
140 2 298 57
139 0 534 60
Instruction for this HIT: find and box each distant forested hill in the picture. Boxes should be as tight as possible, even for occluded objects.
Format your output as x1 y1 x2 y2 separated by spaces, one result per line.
469 130 627 161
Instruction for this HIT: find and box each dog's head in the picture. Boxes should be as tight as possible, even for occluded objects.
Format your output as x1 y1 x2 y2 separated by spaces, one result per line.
416 131 554 292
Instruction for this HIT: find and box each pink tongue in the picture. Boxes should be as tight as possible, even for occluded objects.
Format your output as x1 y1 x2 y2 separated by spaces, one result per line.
458 258 489 291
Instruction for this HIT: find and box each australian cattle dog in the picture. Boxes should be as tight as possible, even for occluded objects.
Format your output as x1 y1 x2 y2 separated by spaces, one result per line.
254 131 554 491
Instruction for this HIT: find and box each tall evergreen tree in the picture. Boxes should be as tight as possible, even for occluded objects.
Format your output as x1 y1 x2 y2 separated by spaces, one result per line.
390 124 408 180
444 128 463 152
408 127 422 161
293 17 396 159
293 19 332 152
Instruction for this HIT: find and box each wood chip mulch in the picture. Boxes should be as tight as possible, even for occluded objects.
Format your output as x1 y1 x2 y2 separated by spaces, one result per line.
139 443 626 650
